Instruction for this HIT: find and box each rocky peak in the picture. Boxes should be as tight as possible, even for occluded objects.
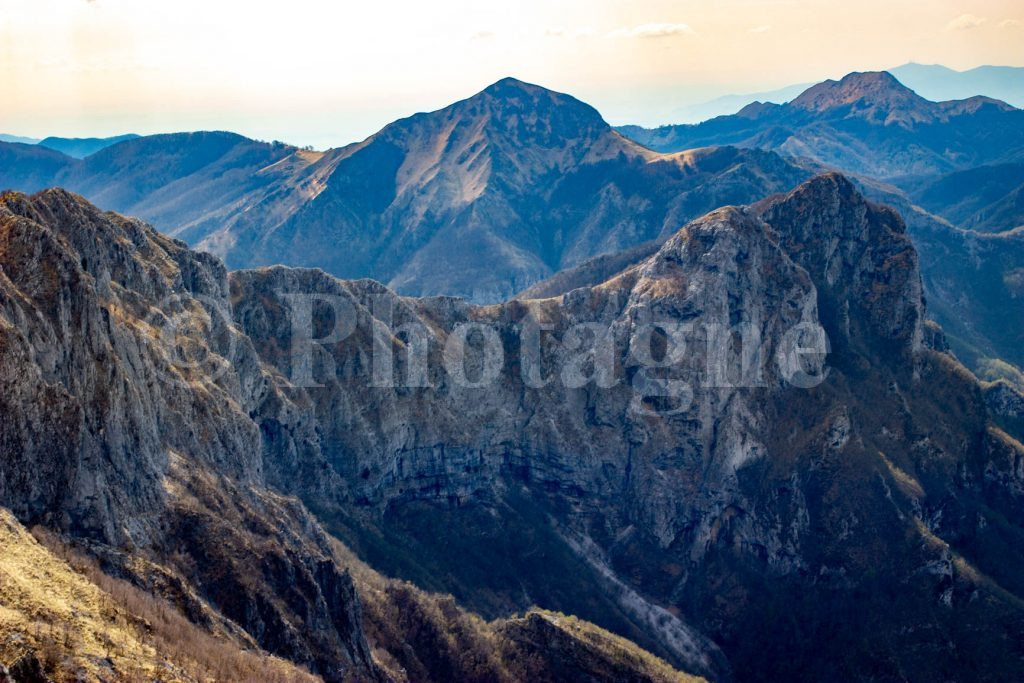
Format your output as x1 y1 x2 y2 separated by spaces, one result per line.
785 70 1013 127
789 70 923 113
756 173 925 352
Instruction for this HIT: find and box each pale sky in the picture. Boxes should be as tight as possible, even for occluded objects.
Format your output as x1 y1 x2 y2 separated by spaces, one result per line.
1 0 1022 149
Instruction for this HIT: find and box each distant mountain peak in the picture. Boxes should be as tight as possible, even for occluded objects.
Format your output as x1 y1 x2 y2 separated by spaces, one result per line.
789 70 921 113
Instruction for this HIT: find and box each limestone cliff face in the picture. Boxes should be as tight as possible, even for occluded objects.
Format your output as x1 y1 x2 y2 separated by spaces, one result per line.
231 174 924 540
3 176 1023 681
0 189 379 681
231 174 1024 680
0 188 701 682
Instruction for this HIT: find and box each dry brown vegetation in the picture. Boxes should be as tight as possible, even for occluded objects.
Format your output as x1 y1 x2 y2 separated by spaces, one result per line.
330 538 700 683
0 502 697 683
0 507 318 682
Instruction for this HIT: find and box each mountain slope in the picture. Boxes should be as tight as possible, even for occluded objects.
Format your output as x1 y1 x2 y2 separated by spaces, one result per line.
0 142 75 194
0 188 383 681
192 78 810 302
0 507 320 682
906 162 1024 232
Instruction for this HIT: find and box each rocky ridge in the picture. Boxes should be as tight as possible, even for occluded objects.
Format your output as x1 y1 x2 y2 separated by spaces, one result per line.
0 188 704 680
2 175 1024 680
229 174 1024 680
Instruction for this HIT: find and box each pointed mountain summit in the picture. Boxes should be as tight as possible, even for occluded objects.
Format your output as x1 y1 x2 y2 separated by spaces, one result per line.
789 70 1014 125
789 71 924 114
362 76 641 199
183 78 808 301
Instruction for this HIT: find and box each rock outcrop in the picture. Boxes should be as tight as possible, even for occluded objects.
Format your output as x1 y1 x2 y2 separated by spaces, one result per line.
0 188 709 681
229 173 1024 681
0 189 380 681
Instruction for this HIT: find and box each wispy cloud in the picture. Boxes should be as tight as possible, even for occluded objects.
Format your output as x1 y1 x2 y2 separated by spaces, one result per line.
748 25 771 34
999 18 1022 29
609 23 695 39
470 30 495 41
945 14 986 31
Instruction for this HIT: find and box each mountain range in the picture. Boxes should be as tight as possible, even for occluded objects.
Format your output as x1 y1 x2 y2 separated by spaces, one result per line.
1 74 1021 380
3 173 1024 680
2 65 1024 682
670 63 1024 123
0 134 139 158
618 71 1024 182
0 80 810 303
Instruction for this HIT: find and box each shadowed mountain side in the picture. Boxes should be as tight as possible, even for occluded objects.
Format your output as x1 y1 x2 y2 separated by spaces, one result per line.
228 174 1024 681
517 239 663 300
904 162 1024 232
0 142 76 194
0 188 706 682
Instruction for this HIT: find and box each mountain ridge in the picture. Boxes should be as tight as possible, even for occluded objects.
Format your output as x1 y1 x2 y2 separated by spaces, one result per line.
3 176 1024 679
0 186 712 682
617 70 1023 178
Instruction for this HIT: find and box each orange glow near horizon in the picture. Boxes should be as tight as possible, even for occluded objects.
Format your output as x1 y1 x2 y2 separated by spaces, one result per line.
1 0 1022 148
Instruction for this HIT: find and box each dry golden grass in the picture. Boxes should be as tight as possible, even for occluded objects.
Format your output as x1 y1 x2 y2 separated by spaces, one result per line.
525 609 704 682
0 508 319 682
